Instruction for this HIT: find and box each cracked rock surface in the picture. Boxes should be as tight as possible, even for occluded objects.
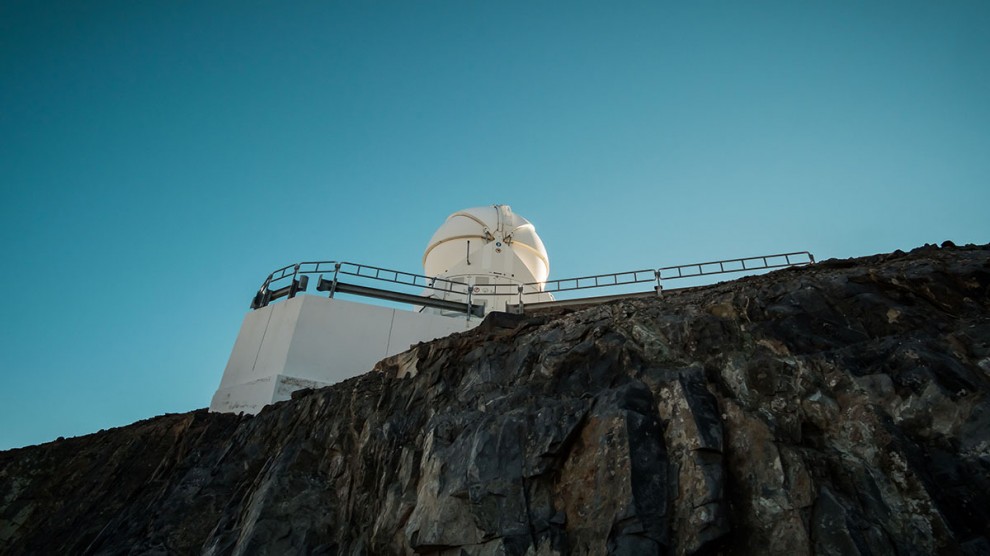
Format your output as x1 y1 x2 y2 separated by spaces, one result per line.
2 243 989 555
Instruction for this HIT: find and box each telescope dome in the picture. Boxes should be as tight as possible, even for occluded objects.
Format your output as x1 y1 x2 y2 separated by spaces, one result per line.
423 205 549 284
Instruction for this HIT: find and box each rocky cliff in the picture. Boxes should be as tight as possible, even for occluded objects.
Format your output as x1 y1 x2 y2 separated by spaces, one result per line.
2 243 989 555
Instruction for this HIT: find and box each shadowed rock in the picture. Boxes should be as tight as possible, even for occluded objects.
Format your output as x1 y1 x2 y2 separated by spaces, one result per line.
2 243 989 555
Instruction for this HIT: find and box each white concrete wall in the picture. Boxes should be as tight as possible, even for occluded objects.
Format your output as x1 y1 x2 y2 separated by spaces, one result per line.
209 295 478 414
210 376 277 415
216 299 303 390
282 296 394 384
388 305 471 355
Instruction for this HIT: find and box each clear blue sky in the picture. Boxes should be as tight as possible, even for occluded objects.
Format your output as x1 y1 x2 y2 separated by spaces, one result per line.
2 1 987 449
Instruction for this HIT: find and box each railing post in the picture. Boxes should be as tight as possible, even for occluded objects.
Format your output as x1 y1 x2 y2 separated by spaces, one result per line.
328 263 340 298
288 264 301 299
252 273 275 309
466 282 473 321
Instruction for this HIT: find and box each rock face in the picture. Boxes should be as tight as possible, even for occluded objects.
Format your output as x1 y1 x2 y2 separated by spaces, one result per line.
2 243 989 555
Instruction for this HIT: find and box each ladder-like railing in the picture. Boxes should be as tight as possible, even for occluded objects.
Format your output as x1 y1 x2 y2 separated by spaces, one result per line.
250 251 815 315
251 261 476 310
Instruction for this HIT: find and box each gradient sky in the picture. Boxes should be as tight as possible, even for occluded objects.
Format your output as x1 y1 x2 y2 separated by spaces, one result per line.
2 1 988 450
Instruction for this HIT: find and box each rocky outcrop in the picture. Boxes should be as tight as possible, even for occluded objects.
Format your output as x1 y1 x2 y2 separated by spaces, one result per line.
2 243 989 555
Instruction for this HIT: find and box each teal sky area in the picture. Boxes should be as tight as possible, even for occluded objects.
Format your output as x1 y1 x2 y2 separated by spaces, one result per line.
2 1 988 449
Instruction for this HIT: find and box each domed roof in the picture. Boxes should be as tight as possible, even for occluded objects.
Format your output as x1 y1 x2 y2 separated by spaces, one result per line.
423 205 550 283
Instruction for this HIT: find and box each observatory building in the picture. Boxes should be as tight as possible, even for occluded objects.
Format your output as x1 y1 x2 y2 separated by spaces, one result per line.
210 203 814 415
210 205 552 414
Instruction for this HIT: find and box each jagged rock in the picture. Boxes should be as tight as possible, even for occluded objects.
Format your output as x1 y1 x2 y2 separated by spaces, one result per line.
1 243 989 555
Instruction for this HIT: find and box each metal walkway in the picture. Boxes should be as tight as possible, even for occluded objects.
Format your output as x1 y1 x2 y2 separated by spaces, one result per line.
249 251 815 316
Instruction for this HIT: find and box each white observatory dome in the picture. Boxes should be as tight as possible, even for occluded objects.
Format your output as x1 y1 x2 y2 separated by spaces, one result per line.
424 205 549 283
422 205 552 314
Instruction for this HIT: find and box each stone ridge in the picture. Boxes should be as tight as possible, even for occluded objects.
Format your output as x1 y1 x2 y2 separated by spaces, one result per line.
1 243 988 555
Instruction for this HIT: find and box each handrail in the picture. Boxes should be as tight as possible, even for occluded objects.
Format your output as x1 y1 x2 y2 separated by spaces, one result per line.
658 251 815 279
317 279 485 317
250 251 815 312
257 261 473 297
539 268 658 294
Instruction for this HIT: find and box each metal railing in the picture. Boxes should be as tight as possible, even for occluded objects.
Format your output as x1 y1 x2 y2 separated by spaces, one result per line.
249 251 815 314
659 252 815 280
251 260 478 310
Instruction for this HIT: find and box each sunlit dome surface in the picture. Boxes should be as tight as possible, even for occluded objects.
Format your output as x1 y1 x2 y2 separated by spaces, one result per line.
423 205 549 284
